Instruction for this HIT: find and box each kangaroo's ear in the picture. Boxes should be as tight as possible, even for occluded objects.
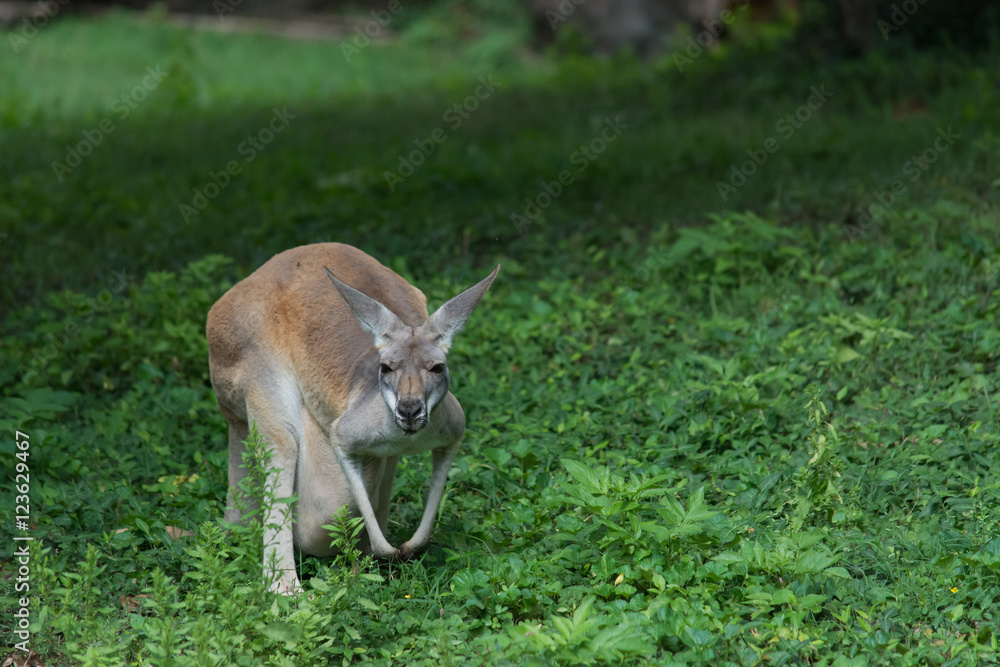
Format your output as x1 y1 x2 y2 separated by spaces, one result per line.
424 265 500 350
324 266 405 349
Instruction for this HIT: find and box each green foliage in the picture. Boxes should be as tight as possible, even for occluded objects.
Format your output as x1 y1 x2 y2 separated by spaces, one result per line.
30 424 376 665
323 503 368 573
788 386 852 531
6 208 998 664
2 13 1000 667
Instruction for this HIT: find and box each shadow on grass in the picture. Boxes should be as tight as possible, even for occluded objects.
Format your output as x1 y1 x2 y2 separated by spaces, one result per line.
1 17 998 313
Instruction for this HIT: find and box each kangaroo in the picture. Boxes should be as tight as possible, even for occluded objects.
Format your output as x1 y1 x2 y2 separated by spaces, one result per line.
206 243 498 593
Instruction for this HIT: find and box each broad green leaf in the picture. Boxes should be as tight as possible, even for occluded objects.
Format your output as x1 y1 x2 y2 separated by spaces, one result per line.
771 589 796 605
562 459 605 495
259 621 301 644
357 597 380 612
798 594 827 610
833 346 862 363
794 551 835 574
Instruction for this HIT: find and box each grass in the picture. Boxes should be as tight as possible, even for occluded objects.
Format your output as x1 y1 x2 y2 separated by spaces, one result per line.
2 5 1000 666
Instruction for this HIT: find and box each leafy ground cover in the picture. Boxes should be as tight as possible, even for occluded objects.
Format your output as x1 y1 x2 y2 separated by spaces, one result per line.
2 6 1000 666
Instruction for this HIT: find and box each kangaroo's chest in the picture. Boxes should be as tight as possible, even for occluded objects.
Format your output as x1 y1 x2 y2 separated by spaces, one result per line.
336 414 452 457
330 395 460 458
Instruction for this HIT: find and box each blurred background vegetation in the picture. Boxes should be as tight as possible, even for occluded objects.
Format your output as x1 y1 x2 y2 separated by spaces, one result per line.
2 0 999 310
3 1 1000 664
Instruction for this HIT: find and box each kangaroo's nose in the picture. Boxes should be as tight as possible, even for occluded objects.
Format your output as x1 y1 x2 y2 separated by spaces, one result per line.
396 399 424 423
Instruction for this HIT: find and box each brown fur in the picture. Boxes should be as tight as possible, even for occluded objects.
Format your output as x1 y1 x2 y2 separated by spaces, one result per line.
207 243 427 423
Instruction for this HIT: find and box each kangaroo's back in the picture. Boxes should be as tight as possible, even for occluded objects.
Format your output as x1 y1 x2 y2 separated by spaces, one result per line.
207 243 429 417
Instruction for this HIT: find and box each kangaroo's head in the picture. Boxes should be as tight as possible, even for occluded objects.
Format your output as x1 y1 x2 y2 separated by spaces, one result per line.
323 265 499 434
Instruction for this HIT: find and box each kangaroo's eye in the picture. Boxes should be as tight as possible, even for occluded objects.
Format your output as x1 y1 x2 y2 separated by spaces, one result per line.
379 364 393 374
430 364 446 374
